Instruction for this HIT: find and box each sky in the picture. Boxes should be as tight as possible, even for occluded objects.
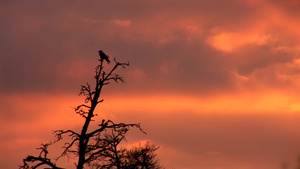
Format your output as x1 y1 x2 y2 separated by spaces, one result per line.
1 0 300 168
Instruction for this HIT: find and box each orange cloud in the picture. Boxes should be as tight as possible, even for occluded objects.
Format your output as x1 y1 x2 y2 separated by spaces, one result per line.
206 31 270 52
103 92 300 114
113 19 132 27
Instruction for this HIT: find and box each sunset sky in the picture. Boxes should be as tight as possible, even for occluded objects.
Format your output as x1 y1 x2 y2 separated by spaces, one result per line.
2 0 300 168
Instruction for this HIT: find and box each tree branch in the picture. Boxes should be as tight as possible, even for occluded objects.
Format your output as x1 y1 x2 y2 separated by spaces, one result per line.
20 143 64 169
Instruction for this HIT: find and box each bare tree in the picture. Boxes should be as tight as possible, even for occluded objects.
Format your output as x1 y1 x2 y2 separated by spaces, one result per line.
92 138 162 169
20 51 151 169
90 130 129 168
124 141 161 169
21 143 63 169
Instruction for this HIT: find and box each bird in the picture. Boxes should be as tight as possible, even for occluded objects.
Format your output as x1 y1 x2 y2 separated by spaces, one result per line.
98 50 111 64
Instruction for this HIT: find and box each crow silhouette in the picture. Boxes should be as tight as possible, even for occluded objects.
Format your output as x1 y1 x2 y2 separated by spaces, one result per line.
98 50 111 64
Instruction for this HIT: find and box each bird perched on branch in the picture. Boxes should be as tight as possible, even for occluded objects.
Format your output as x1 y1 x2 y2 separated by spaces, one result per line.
98 50 111 64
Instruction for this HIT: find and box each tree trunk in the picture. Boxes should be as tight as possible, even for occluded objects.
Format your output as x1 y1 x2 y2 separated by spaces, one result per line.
77 88 100 169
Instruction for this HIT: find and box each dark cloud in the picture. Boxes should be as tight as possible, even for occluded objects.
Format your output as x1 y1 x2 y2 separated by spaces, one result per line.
234 44 293 76
1 0 299 95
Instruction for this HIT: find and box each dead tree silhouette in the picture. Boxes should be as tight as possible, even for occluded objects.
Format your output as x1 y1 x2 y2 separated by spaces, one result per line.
20 50 161 169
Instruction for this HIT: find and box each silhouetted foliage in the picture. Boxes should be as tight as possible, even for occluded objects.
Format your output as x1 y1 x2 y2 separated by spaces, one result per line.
20 51 161 169
124 141 161 169
91 138 162 169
